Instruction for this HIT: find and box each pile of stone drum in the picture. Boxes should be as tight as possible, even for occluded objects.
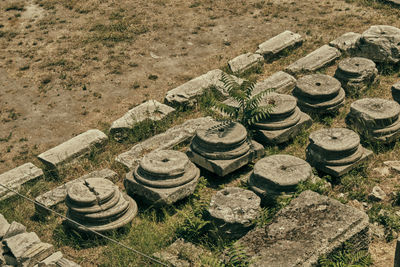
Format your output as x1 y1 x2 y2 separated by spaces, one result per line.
292 74 345 114
125 150 200 206
306 128 372 177
249 154 314 200
392 81 400 104
65 178 137 233
252 93 312 145
346 98 400 144
334 57 378 96
187 121 264 176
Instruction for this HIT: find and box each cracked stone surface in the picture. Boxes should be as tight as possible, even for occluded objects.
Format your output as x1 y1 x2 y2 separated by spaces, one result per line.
329 32 361 53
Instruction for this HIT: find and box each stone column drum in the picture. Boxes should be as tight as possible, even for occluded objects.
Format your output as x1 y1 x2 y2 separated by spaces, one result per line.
124 150 200 206
65 178 137 233
306 128 372 177
252 93 312 145
346 98 400 144
187 122 264 176
292 74 345 114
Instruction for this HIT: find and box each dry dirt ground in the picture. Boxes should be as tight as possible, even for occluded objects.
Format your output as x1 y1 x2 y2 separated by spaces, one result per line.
1 0 400 266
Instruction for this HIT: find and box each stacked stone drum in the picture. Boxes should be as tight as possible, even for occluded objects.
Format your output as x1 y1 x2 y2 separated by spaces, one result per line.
188 122 264 176
252 93 312 145
306 128 372 177
392 82 400 104
346 98 400 144
125 150 200 206
65 178 137 233
334 57 378 96
249 154 313 200
292 74 345 114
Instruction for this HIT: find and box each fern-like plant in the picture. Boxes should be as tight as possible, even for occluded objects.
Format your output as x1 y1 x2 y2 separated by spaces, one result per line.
211 72 275 129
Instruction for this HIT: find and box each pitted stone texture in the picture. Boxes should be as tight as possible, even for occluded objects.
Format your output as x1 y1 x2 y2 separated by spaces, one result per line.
0 214 10 239
3 221 26 239
293 74 345 114
346 98 400 143
208 187 260 238
256 30 303 60
286 45 341 75
306 128 372 177
236 190 370 267
253 71 296 95
329 32 361 53
116 117 215 169
110 100 175 139
249 154 312 197
125 150 200 206
164 69 242 107
66 178 137 233
334 57 378 96
392 81 400 104
356 25 400 63
228 53 263 73
0 163 43 201
38 129 108 169
35 169 118 216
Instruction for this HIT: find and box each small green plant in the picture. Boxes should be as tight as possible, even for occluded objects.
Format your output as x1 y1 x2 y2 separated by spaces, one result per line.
319 250 372 266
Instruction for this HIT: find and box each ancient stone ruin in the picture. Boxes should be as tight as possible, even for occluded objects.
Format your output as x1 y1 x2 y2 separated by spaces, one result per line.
346 98 400 144
124 150 200 206
334 57 378 96
252 93 312 145
256 30 303 61
292 74 345 114
65 178 137 233
392 81 400 104
329 32 361 53
306 128 372 177
187 121 264 176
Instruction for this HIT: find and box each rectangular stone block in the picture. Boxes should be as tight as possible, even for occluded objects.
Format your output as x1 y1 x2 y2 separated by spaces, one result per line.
116 117 215 169
286 45 341 75
228 53 264 73
329 32 361 53
0 213 10 239
34 169 118 215
21 242 54 267
256 30 303 60
253 71 296 95
0 163 44 201
38 129 108 169
237 190 369 267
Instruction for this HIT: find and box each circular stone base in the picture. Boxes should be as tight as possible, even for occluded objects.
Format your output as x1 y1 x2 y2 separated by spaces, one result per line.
294 74 342 101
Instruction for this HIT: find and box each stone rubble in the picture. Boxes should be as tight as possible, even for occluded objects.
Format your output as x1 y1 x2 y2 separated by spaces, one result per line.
38 129 108 170
329 32 361 53
346 98 400 143
187 121 264 176
207 187 261 238
236 190 370 267
124 150 200 206
306 128 372 177
252 71 296 95
334 57 378 96
392 81 400 104
384 160 400 172
285 45 341 75
65 178 137 233
110 100 175 140
369 185 386 201
252 93 312 145
256 30 303 60
0 163 44 201
228 53 263 74
292 74 345 114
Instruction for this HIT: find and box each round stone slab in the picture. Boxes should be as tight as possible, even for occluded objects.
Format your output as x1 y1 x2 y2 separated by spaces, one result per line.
294 74 341 100
254 107 301 130
350 98 400 128
259 93 297 119
336 57 376 78
195 122 247 149
67 178 116 207
308 128 360 156
139 150 189 178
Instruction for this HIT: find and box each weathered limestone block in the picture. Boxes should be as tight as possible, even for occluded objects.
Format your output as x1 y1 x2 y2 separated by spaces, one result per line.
392 81 400 104
236 190 370 267
0 213 10 239
0 163 43 200
36 251 80 267
188 122 264 176
35 169 118 216
356 25 400 63
208 187 260 238
384 160 400 172
346 98 400 143
110 100 175 139
116 117 215 169
286 45 341 75
306 128 372 177
125 150 200 206
329 32 361 53
256 30 303 60
3 221 26 239
164 69 241 107
38 129 108 169
65 178 137 233
252 71 296 95
228 53 263 73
